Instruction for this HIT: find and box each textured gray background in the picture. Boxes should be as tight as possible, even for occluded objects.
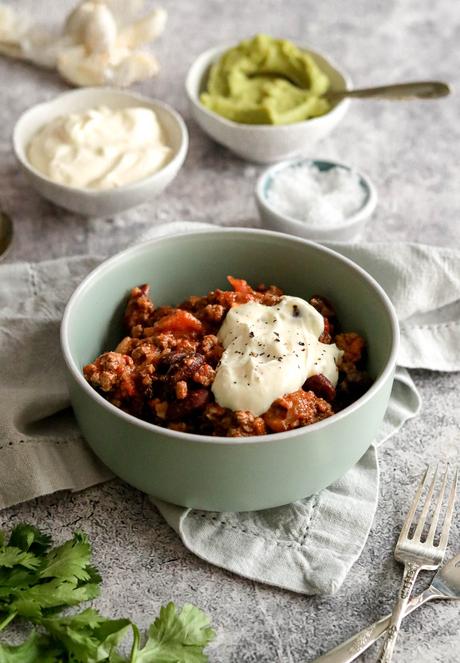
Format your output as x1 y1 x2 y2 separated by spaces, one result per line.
1 0 460 661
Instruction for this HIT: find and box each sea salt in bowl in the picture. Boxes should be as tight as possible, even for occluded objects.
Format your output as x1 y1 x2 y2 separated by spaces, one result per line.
256 158 377 241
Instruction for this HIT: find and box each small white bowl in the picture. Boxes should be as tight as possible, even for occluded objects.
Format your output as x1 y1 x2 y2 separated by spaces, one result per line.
13 87 188 217
185 43 351 163
255 158 378 241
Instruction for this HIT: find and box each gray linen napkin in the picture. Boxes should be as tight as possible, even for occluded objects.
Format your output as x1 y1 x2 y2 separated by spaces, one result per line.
1 224 459 594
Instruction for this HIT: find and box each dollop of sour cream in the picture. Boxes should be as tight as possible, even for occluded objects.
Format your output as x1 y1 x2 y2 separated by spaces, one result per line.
27 106 172 190
212 296 343 416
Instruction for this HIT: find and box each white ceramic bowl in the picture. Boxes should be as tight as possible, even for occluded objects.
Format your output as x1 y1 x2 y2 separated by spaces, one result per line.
185 44 351 163
255 158 378 241
13 87 188 217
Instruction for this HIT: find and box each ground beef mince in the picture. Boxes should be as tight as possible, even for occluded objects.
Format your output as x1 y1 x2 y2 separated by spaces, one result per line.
83 277 371 437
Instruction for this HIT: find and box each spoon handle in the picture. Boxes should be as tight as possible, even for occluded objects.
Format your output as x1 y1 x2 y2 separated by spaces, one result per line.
309 587 440 663
331 81 451 101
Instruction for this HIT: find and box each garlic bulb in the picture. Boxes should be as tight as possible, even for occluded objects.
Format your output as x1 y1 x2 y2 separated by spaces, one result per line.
0 0 167 87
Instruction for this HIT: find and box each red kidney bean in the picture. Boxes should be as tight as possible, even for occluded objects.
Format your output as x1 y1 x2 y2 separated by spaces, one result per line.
167 388 210 420
303 374 336 402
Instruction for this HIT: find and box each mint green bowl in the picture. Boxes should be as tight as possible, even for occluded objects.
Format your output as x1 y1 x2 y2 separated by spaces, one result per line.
61 229 398 512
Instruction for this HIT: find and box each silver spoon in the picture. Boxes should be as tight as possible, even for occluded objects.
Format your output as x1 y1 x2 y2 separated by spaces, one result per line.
310 551 460 663
327 80 451 103
0 210 13 260
248 74 450 101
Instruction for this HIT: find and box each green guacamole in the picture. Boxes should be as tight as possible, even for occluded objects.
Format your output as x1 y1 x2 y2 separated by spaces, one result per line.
200 35 331 125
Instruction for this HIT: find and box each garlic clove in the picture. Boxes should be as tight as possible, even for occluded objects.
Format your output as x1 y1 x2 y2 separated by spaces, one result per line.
64 2 97 42
0 4 30 42
109 51 160 86
21 30 72 69
57 45 159 87
83 3 118 53
57 45 110 86
102 0 146 26
0 4 31 59
65 2 118 54
117 7 167 49
0 2 62 70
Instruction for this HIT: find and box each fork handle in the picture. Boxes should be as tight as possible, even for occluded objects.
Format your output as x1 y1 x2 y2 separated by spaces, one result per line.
377 562 421 662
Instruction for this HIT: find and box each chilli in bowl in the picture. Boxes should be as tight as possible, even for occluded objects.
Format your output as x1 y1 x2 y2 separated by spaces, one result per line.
83 276 371 437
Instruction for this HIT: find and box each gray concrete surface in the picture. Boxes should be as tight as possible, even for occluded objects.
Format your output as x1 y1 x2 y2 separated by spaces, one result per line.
1 0 459 661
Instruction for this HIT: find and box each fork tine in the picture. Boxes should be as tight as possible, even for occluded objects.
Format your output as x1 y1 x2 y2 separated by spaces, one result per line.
413 464 439 541
425 465 449 544
398 466 432 541
437 466 458 552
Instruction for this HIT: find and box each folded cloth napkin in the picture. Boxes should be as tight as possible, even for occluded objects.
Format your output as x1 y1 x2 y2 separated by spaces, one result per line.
1 222 459 594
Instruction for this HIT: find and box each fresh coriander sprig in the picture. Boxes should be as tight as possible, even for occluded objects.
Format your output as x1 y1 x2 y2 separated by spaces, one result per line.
0 526 101 627
0 524 215 662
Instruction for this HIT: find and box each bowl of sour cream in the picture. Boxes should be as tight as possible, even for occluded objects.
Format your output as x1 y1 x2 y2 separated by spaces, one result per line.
13 87 188 216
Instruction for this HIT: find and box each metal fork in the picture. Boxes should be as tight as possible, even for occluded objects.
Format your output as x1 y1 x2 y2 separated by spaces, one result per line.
377 465 458 662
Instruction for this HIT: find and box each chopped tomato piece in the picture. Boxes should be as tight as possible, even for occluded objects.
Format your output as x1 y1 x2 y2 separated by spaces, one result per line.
263 389 332 432
152 309 203 335
227 275 254 294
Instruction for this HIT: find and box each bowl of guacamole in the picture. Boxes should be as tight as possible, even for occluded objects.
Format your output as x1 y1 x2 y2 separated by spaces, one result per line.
185 35 352 162
200 34 332 125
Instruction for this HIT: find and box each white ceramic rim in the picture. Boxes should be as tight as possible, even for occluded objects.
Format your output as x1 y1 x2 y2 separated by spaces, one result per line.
185 43 352 131
61 227 400 446
12 87 189 196
255 158 378 232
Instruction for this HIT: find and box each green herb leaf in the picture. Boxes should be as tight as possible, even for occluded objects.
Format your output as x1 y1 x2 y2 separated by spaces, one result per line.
39 533 93 582
42 608 132 663
0 526 51 609
0 540 41 619
0 567 37 595
0 548 41 572
8 525 52 556
0 631 63 663
132 603 215 663
9 578 100 620
0 567 44 611
85 565 103 586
